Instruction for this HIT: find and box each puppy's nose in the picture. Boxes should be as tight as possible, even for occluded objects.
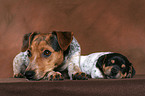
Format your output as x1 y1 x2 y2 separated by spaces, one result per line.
25 71 35 80
111 67 119 75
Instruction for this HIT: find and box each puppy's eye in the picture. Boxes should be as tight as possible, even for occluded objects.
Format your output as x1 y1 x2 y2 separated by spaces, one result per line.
27 50 32 57
43 50 51 57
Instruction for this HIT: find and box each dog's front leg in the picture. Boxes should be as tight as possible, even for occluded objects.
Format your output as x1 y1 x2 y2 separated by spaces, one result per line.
45 71 64 81
67 51 88 80
65 37 88 80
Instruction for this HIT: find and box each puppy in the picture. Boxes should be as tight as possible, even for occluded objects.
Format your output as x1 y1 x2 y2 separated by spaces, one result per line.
13 31 88 80
80 52 136 79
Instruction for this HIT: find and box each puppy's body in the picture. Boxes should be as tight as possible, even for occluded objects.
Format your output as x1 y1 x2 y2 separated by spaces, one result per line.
80 52 112 78
13 32 87 80
80 52 136 79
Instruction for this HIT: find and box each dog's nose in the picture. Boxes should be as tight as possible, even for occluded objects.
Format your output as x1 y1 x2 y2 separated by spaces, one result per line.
111 67 119 75
25 71 35 80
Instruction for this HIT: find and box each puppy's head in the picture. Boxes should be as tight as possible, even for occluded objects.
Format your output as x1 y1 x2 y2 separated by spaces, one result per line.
22 31 73 80
96 53 135 79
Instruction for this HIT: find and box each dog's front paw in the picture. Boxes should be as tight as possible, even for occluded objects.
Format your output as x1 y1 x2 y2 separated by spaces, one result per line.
72 72 88 80
14 73 24 78
46 71 64 81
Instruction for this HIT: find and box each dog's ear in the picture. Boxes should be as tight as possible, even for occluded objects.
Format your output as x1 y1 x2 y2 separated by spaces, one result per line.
96 55 108 78
127 65 136 78
96 55 107 69
21 32 39 52
52 31 73 51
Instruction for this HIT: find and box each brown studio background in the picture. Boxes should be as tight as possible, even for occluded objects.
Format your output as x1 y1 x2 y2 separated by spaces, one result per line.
0 0 145 78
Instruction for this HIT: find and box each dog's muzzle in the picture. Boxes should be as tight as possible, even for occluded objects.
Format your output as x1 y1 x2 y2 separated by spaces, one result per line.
106 65 120 79
111 66 119 76
24 71 50 80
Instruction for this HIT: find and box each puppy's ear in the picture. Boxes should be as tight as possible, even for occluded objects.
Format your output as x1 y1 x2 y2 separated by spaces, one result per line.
96 55 107 69
52 31 73 51
127 65 136 78
96 55 108 78
21 32 39 52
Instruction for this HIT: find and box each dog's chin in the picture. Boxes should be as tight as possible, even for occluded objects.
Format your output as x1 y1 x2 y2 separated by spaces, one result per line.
25 75 39 81
105 72 124 79
106 75 121 79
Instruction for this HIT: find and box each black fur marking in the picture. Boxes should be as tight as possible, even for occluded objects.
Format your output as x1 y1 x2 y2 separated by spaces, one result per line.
29 32 39 46
63 46 70 57
22 32 40 52
49 35 61 52
21 33 32 52
96 54 107 78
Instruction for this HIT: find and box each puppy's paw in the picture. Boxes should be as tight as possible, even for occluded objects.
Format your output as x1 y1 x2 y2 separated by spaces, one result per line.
47 71 64 81
72 72 88 80
14 73 24 78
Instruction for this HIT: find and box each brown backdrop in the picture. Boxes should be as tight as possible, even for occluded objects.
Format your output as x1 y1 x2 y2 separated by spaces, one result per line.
0 0 145 78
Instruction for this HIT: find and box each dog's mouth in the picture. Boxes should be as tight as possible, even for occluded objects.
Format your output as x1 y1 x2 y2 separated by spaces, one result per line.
105 73 121 79
106 75 117 79
24 71 49 81
105 70 127 79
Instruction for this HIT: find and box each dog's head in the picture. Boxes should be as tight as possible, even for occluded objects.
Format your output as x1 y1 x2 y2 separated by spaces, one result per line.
96 53 136 79
21 31 73 80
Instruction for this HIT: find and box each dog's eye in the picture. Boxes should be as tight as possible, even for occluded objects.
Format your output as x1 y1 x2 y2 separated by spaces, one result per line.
27 50 32 57
43 50 51 57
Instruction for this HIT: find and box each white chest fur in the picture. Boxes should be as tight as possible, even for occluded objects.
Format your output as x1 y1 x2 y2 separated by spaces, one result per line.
80 52 112 78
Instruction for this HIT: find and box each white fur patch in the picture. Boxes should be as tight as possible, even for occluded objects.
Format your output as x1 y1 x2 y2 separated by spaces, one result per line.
80 52 112 78
62 37 81 80
13 51 29 75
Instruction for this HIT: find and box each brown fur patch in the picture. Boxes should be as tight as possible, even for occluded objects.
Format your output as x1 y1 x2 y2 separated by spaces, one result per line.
27 33 64 79
116 71 127 78
103 64 113 75
121 64 126 68
54 32 73 51
111 60 115 64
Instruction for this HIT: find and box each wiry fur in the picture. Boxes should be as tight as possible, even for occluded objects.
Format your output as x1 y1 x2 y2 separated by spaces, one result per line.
13 31 87 80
